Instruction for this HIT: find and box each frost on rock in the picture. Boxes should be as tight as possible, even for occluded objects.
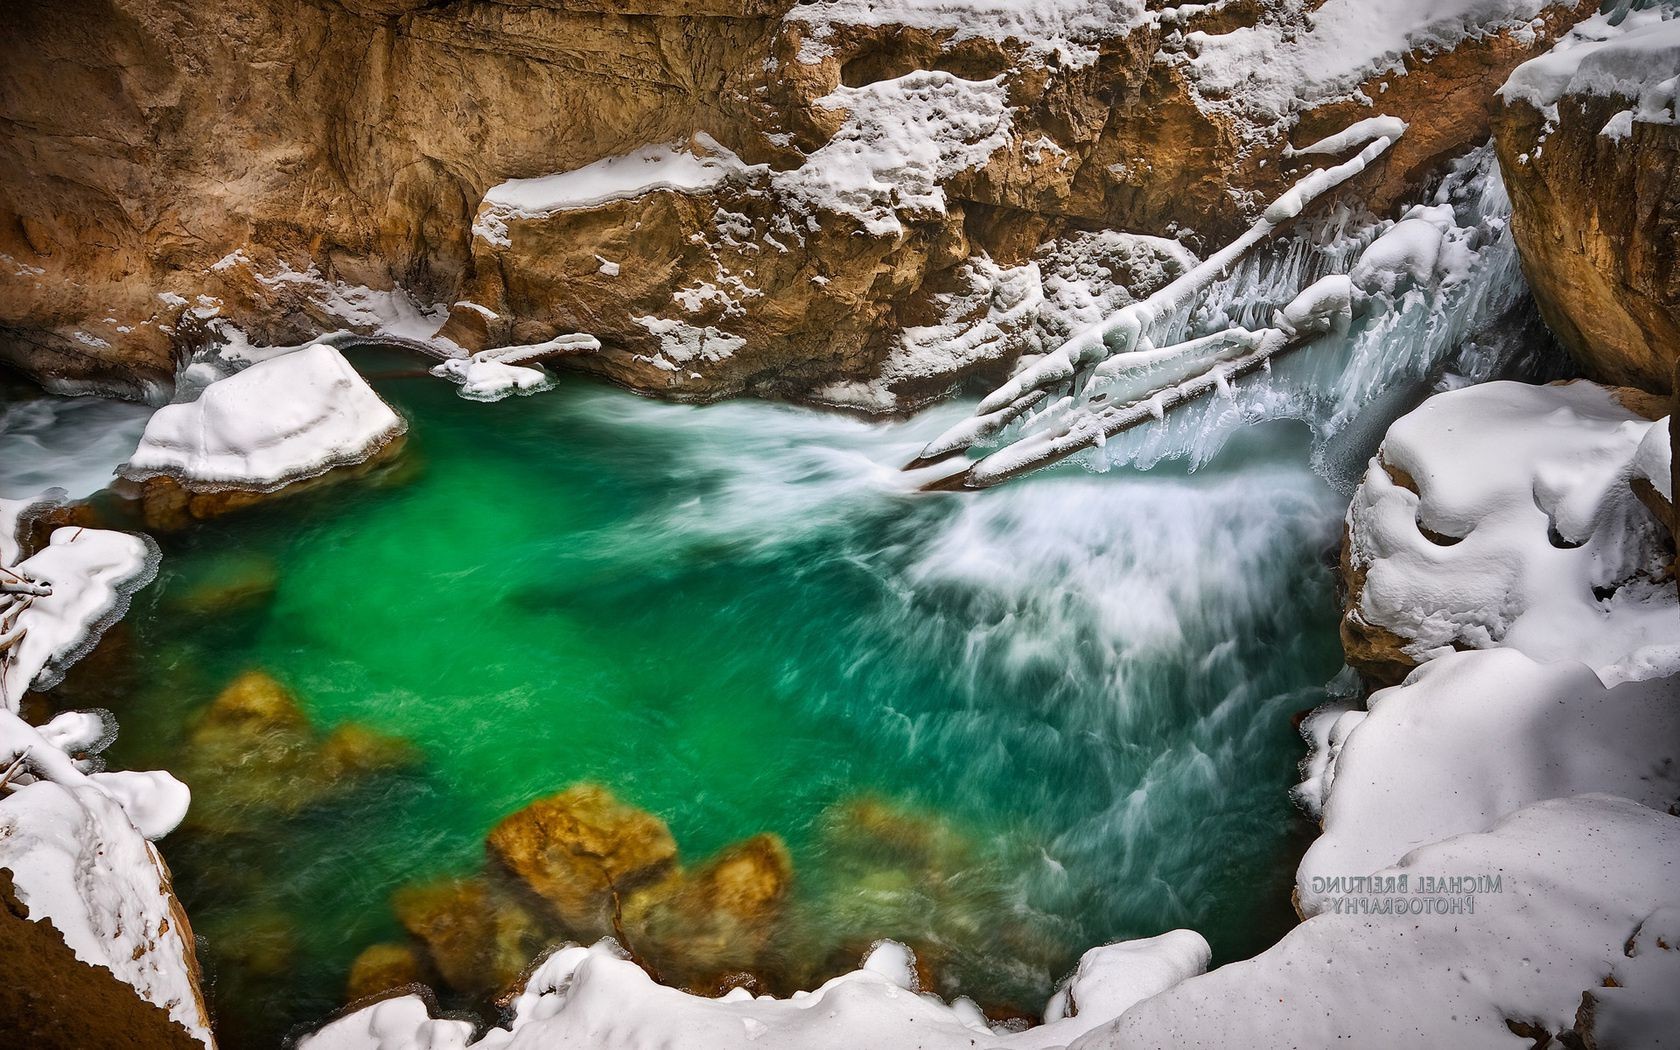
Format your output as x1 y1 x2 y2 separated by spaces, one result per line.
787 0 1150 68
122 343 406 493
1498 5 1680 133
773 71 1014 237
0 781 212 1045
1179 0 1557 138
1298 648 1680 916
1109 795 1680 1049
1345 380 1680 684
302 931 1210 1050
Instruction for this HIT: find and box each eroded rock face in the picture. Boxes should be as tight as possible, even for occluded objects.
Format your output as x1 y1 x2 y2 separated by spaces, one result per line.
1492 13 1680 395
1 0 1593 406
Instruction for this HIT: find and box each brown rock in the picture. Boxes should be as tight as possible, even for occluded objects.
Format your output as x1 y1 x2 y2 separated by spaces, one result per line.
180 670 417 833
487 783 677 935
625 833 793 986
0 868 203 1050
345 941 431 1003
0 0 1593 406
391 875 547 998
1494 71 1680 395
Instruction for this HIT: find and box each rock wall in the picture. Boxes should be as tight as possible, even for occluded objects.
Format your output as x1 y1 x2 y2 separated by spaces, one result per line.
0 0 1594 403
1492 7 1680 396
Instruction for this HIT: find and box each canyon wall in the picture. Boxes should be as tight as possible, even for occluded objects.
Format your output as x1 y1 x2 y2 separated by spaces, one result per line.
1 0 1595 404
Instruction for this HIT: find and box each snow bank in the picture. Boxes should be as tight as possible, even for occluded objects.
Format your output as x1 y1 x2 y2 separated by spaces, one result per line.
1499 5 1680 132
1346 380 1679 684
122 343 405 492
474 138 757 247
1298 648 1680 915
1182 0 1555 134
303 934 1209 1050
788 0 1150 68
1107 795 1680 1048
0 781 211 1045
774 71 1013 237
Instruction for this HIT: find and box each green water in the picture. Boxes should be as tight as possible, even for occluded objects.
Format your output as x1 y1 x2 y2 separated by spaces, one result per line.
96 352 1344 1045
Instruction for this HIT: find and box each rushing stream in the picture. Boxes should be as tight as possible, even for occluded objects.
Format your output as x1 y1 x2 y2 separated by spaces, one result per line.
5 354 1352 1045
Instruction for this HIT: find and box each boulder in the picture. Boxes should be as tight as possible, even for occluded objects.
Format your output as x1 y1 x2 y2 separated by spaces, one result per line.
345 942 430 1004
391 876 546 998
180 670 417 834
486 783 677 935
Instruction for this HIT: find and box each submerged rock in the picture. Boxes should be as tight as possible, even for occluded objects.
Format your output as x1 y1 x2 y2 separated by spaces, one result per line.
391 876 547 999
487 783 677 935
179 670 417 834
345 942 430 1004
164 555 279 617
625 833 794 988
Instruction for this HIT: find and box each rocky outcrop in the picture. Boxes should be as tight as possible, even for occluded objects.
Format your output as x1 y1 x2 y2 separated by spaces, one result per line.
1492 7 1680 395
0 868 204 1050
1 0 1594 406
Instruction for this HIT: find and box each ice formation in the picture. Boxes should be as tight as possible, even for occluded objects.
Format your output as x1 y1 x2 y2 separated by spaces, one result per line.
0 781 212 1045
1345 380 1679 683
123 343 406 492
1499 4 1680 134
917 135 1538 485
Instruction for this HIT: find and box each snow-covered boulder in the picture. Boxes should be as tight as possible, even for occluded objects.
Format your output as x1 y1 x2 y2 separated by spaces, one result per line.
1342 380 1679 686
1099 795 1680 1049
120 344 406 528
0 781 213 1046
1298 648 1680 915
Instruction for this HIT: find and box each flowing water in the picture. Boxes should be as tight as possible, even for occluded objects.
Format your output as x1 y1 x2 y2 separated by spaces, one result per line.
10 354 1346 1046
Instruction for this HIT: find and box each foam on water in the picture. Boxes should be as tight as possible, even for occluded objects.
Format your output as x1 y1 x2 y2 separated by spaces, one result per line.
0 393 151 499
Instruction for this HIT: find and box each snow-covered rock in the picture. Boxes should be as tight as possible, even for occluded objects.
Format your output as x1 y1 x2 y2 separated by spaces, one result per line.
301 933 1210 1050
1102 795 1680 1049
1499 5 1680 133
1298 648 1680 915
0 780 212 1045
3 525 158 711
122 343 405 493
1344 380 1679 685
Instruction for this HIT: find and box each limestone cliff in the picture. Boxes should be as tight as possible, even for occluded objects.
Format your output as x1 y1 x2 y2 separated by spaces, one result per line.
0 0 1593 405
